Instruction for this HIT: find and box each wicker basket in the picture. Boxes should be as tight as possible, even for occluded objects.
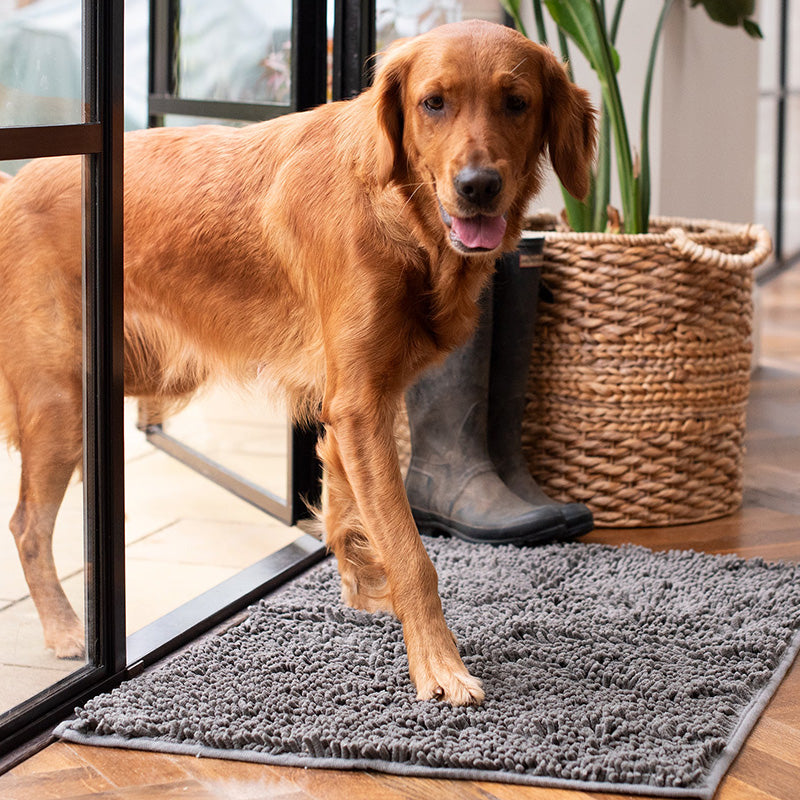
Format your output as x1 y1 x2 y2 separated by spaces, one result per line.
521 215 772 527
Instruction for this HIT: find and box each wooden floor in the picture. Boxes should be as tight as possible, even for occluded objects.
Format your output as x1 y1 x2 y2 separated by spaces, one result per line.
2 269 800 799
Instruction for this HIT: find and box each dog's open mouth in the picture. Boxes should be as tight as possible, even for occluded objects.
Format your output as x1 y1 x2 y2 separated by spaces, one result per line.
439 205 507 253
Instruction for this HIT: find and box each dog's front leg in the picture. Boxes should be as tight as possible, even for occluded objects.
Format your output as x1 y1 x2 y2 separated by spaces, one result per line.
320 394 484 706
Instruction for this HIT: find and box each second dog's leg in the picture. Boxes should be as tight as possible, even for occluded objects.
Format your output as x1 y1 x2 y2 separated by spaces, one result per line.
10 389 84 659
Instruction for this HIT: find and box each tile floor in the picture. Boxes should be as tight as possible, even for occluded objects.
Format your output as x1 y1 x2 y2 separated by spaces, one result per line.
0 386 304 714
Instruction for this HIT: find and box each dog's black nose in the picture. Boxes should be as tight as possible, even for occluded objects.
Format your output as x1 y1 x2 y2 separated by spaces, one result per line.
453 167 502 207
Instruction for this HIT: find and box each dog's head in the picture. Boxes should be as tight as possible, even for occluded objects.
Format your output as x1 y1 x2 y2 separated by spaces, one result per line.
373 20 596 255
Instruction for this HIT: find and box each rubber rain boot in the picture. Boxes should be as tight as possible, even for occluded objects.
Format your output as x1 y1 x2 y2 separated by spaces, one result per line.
488 236 594 538
404 285 569 545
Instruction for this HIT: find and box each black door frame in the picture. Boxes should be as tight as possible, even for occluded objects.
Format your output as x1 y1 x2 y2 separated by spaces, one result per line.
0 0 127 764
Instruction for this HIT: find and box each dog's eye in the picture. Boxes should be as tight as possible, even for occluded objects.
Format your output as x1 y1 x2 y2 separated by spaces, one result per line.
422 95 445 113
505 94 528 114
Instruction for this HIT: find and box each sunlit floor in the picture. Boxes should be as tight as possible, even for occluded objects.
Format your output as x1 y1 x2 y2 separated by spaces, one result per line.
0 387 303 714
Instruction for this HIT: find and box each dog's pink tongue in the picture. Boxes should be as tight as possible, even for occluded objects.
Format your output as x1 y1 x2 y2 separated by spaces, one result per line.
451 215 507 250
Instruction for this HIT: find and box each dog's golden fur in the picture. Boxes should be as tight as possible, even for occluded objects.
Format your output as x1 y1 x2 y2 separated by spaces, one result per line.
0 20 594 704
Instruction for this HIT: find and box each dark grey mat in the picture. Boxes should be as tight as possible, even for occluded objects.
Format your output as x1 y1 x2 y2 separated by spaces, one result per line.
56 538 800 799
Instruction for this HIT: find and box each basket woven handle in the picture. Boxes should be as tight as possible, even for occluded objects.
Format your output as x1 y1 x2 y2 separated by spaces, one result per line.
666 223 773 269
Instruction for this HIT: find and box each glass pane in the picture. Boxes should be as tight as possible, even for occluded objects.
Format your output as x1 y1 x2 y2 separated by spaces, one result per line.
0 0 85 126
162 113 250 128
124 0 310 639
0 155 88 714
789 0 800 90
376 0 503 50
757 0 780 92
124 396 298 637
783 94 800 257
754 96 777 235
174 0 293 105
161 388 289 502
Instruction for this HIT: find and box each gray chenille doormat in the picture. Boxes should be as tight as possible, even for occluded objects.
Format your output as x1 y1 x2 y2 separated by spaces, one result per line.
56 538 800 799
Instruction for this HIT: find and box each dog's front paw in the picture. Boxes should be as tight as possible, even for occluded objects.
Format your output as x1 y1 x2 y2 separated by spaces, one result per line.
415 665 484 706
409 638 484 705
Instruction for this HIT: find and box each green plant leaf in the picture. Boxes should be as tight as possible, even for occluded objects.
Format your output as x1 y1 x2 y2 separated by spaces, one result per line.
543 0 621 73
499 0 528 38
689 0 763 37
743 18 764 39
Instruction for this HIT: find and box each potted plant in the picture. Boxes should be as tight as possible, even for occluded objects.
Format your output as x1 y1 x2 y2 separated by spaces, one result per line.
502 0 762 233
499 1 774 527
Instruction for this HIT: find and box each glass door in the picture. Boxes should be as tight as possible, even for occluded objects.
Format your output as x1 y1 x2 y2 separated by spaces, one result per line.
0 0 125 758
756 0 800 282
124 0 328 662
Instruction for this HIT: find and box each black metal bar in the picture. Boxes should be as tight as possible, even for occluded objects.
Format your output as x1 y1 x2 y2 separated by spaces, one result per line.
332 0 376 100
292 0 328 111
756 247 800 286
127 535 327 666
143 424 294 523
774 0 789 265
283 0 328 518
84 0 126 675
0 666 119 762
148 95 290 123
0 123 102 161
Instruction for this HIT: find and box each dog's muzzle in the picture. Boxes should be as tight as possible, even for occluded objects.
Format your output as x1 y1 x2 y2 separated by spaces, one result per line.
439 203 507 253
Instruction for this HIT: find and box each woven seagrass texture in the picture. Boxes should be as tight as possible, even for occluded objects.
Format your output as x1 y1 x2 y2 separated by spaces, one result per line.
522 216 772 527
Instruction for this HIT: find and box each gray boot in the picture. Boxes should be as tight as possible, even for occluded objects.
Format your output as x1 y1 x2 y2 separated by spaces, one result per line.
489 237 594 538
404 284 569 545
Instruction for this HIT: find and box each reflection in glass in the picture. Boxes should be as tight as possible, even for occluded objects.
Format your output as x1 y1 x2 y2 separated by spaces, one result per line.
0 0 85 128
0 156 88 715
175 0 294 105
375 0 503 53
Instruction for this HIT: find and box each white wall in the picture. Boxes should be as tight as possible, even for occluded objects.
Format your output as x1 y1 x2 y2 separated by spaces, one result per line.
528 1 760 226
658 2 760 223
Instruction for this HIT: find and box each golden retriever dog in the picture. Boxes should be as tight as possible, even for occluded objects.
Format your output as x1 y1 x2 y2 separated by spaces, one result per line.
0 20 594 704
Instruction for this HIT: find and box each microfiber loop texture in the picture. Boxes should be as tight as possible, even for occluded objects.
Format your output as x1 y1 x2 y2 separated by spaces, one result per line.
57 539 800 799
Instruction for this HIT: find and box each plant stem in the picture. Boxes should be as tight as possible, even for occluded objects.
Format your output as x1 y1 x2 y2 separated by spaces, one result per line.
639 0 674 233
588 0 639 232
532 0 547 43
609 0 625 42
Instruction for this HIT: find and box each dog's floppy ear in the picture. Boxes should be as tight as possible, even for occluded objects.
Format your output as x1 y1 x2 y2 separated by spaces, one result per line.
543 56 597 201
372 39 412 188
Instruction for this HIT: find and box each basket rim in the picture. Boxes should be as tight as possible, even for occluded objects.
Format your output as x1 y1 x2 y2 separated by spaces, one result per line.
522 214 773 271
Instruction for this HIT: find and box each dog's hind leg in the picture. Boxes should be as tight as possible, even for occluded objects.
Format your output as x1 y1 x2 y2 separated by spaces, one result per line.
10 381 84 659
318 432 394 614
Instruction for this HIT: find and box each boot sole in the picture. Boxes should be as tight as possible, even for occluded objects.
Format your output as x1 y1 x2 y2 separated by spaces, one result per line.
411 508 567 547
